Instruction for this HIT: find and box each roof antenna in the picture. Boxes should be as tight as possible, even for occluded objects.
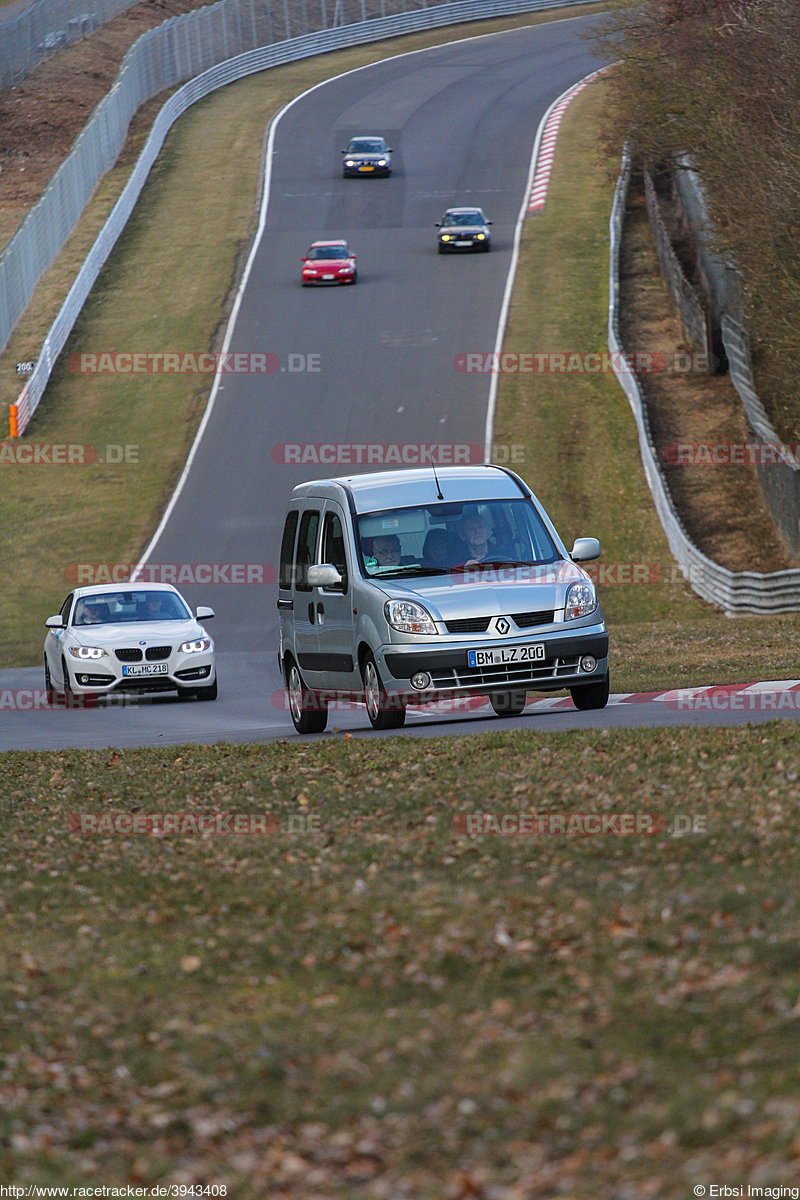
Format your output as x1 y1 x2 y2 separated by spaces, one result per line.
426 447 444 500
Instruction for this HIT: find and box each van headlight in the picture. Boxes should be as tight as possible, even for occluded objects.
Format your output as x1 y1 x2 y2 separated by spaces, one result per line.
564 582 597 621
385 600 437 635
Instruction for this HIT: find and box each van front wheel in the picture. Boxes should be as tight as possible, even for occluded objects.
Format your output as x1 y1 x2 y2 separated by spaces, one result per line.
286 660 327 734
362 653 405 731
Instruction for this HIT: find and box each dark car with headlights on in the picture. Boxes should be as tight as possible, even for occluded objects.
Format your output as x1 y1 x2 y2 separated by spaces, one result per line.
436 206 492 253
341 135 392 177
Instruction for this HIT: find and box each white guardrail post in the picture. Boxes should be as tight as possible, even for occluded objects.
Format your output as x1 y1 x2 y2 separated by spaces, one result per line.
607 150 800 613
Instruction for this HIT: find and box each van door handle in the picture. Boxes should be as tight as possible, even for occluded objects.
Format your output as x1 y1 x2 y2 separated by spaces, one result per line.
307 602 315 624
316 603 324 623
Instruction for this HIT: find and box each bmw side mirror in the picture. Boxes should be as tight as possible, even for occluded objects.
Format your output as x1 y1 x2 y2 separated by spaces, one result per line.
45 614 64 628
570 537 601 562
196 606 215 620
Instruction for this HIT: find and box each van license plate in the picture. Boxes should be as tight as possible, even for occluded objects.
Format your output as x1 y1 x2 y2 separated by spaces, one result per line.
468 644 545 668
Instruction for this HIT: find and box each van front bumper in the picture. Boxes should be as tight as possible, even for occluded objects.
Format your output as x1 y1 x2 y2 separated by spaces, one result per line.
377 626 609 699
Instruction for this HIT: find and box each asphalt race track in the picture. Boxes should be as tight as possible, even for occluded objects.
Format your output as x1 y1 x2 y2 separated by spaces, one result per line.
5 13 798 751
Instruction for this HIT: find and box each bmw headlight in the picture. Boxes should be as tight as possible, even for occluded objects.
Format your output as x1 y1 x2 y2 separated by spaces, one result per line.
476 233 485 240
69 646 107 659
378 159 387 166
345 159 356 166
384 600 437 635
564 582 597 621
441 234 451 242
180 637 212 653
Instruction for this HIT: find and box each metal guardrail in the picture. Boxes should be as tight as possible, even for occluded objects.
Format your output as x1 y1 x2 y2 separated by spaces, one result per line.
608 151 800 614
722 314 800 560
7 0 599 435
642 165 711 365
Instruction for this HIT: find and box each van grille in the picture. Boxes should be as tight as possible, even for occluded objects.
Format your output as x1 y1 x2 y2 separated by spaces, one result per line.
444 617 491 634
429 657 581 689
511 610 554 628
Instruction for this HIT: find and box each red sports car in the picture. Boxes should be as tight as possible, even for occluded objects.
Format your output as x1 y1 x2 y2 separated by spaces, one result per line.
301 240 358 285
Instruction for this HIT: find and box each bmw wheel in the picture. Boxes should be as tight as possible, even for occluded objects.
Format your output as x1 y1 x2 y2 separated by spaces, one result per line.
44 658 55 706
195 678 218 701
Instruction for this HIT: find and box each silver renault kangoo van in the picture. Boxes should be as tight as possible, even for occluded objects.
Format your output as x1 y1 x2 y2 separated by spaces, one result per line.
277 465 608 733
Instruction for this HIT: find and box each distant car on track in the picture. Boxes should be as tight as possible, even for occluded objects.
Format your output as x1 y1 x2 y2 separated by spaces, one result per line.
436 207 493 253
341 135 392 177
44 582 217 704
301 240 358 285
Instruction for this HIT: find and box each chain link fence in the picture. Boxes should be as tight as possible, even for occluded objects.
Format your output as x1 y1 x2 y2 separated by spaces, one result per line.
6 0 596 434
1 0 127 89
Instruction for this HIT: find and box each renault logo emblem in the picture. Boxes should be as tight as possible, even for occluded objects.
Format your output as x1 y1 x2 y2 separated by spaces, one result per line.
496 617 510 635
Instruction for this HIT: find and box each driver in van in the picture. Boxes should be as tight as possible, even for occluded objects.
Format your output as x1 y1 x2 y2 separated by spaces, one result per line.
372 534 402 567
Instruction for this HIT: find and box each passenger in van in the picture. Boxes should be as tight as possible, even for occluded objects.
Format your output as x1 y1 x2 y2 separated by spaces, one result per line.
373 534 402 567
460 513 514 565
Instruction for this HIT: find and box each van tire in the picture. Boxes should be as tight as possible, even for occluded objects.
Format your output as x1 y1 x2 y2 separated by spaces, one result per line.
570 672 610 711
490 690 527 717
286 659 328 734
362 652 405 731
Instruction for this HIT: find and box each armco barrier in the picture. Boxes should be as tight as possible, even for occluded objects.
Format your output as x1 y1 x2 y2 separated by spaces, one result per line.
608 151 800 614
6 0 598 435
722 314 800 560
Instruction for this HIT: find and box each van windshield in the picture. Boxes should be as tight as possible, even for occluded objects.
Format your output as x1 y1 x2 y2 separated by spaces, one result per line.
356 499 560 578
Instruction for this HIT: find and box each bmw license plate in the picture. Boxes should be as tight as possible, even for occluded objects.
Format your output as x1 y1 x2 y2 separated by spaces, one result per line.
122 663 168 677
359 165 374 171
455 240 472 247
468 644 545 668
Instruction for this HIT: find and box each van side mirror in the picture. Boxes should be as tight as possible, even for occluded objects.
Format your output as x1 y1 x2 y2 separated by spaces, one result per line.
570 537 601 562
307 564 343 588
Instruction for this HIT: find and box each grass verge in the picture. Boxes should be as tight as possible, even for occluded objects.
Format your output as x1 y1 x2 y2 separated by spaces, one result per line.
0 3 612 670
494 78 800 690
2 725 800 1195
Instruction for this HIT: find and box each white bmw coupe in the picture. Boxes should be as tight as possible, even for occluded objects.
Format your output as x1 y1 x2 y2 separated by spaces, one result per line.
44 582 216 704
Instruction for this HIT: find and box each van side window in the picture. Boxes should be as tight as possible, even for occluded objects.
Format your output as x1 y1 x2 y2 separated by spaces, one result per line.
321 511 348 592
294 510 320 592
279 511 299 589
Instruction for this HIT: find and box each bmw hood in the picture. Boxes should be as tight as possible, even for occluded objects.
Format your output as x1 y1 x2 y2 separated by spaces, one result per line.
71 620 206 646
